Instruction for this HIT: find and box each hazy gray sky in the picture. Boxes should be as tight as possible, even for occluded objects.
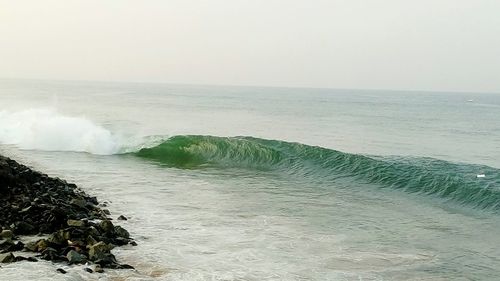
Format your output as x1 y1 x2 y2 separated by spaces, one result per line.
1 0 499 92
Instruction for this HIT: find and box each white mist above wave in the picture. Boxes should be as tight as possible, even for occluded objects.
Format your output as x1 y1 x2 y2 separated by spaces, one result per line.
0 109 121 155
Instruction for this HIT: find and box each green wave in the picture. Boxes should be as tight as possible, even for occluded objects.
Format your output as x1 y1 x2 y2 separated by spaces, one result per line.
133 135 500 210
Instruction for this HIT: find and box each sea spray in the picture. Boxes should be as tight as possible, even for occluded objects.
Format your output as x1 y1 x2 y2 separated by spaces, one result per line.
0 109 168 155
0 109 118 155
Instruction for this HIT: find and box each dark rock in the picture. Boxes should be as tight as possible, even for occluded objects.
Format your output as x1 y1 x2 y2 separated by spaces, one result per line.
13 222 35 235
56 268 67 274
41 247 63 261
94 264 104 273
35 239 50 251
47 230 68 246
84 267 93 273
89 241 110 261
67 219 86 228
15 256 38 262
118 263 135 269
0 240 15 252
0 240 24 252
114 226 130 239
117 215 127 221
0 252 15 263
99 220 114 234
0 230 13 239
0 155 136 269
24 240 38 251
66 250 86 264
70 198 86 208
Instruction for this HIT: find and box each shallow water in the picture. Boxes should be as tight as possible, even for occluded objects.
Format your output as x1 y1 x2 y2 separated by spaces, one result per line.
1 79 500 280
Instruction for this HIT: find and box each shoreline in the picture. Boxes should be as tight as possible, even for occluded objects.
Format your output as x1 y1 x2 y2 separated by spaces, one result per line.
0 154 136 274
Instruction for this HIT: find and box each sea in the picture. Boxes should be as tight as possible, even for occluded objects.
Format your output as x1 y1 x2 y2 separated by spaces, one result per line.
0 78 499 281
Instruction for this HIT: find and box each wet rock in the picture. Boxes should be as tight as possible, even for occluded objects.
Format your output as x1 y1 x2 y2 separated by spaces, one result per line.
94 264 104 273
86 235 98 246
15 256 37 262
89 242 110 261
41 247 62 261
117 215 127 221
88 226 101 237
0 155 136 269
118 263 135 269
67 219 86 228
0 240 15 252
0 252 15 263
0 240 24 252
24 240 38 252
70 198 86 208
114 226 130 239
56 268 67 274
66 250 86 264
35 239 50 251
99 220 114 234
84 267 93 273
0 230 13 240
13 222 35 235
47 230 68 246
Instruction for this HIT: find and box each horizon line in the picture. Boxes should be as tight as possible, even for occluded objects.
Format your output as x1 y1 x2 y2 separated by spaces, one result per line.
0 76 498 96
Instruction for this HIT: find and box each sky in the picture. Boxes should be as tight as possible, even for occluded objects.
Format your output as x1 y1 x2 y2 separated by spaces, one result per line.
0 0 499 93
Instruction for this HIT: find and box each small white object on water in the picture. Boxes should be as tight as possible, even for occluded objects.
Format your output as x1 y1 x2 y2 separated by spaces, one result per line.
477 174 485 178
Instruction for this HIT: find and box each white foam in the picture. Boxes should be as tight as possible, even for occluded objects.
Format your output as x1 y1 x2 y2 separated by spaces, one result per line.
0 108 119 155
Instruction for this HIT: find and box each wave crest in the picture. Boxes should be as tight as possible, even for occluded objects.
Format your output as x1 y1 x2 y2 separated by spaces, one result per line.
134 135 500 210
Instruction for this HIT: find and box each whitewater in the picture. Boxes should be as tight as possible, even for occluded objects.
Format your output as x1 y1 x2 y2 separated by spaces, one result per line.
1 79 500 280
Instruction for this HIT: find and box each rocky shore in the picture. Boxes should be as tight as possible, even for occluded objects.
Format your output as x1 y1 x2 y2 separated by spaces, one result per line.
0 155 135 273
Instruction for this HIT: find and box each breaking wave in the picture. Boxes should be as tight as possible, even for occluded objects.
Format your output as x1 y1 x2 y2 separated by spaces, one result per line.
134 135 500 210
1 109 498 210
0 109 119 155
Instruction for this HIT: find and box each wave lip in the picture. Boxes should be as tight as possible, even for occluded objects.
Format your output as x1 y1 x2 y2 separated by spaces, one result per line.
134 135 500 211
134 135 283 169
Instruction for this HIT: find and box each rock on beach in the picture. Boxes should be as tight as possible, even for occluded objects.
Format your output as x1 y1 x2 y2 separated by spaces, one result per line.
0 155 136 271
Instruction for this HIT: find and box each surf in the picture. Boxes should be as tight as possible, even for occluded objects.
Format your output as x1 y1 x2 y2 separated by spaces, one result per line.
0 109 499 211
0 109 119 155
134 135 500 211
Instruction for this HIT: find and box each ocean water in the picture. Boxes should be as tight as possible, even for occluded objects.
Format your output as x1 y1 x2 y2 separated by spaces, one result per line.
0 78 500 280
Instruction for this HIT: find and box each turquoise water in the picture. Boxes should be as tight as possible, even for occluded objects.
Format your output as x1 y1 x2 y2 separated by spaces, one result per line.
1 79 500 280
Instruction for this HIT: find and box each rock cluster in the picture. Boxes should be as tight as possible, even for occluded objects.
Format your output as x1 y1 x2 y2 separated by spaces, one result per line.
0 155 135 272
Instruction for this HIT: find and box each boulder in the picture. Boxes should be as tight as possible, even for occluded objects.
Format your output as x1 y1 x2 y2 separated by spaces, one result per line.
0 230 13 239
99 220 114 234
35 239 50 251
0 252 15 263
88 241 110 261
67 219 86 228
114 226 130 239
13 222 35 235
117 215 127 221
56 268 67 274
66 250 86 264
